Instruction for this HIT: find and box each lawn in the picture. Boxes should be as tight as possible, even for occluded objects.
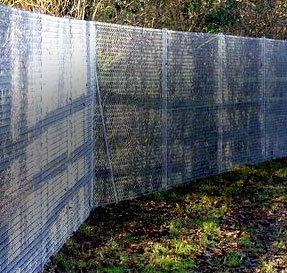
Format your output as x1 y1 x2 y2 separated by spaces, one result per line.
43 159 287 273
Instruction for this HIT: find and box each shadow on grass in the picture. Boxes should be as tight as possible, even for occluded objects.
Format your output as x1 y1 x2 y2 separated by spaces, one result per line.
44 158 287 273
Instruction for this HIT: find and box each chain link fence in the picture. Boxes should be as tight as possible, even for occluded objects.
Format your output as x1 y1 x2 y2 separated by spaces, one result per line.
0 5 287 273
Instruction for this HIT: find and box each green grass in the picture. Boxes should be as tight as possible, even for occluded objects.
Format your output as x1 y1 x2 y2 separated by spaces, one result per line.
224 252 244 268
258 262 276 273
44 158 287 273
238 233 253 248
169 219 183 238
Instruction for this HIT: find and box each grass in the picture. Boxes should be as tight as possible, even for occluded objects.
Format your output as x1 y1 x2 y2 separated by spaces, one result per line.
44 158 287 272
224 252 244 268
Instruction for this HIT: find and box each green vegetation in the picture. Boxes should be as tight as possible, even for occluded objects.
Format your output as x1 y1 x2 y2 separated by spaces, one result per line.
2 0 287 39
44 158 287 272
224 252 244 268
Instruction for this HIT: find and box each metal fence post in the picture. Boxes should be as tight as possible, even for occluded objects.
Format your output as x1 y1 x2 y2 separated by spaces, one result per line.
33 7 44 267
218 33 224 174
94 24 118 203
262 36 267 160
86 21 96 209
162 28 168 190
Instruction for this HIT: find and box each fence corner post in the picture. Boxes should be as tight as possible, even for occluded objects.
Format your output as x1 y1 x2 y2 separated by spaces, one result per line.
162 28 168 190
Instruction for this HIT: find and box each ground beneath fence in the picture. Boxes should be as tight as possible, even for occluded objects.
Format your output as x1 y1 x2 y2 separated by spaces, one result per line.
43 159 287 273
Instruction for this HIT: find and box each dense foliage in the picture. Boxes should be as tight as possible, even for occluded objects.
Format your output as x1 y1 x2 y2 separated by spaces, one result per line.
2 0 287 38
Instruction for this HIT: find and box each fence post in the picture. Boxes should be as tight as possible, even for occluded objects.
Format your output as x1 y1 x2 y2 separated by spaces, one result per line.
94 24 118 203
162 28 168 190
218 33 224 174
32 6 44 267
262 36 267 161
86 21 96 209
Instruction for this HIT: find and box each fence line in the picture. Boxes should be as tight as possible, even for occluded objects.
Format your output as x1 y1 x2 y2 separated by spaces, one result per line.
1 5 287 273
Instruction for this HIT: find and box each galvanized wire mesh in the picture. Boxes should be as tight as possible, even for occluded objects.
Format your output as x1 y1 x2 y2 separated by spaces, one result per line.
167 31 219 187
221 35 265 170
0 6 95 273
94 23 164 206
266 39 287 159
1 4 287 273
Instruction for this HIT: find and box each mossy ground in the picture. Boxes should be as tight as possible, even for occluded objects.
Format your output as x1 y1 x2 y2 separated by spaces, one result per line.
44 158 287 273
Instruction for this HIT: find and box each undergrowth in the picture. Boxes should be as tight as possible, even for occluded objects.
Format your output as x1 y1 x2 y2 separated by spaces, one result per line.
2 0 287 38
